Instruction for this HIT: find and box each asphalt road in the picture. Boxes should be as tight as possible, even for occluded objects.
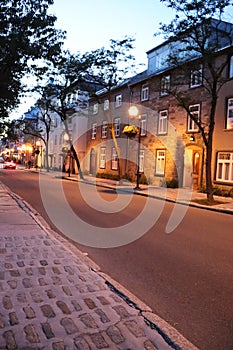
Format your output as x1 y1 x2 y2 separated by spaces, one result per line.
1 169 233 350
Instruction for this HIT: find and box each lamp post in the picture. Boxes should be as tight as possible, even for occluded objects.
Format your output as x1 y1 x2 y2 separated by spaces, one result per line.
128 106 141 190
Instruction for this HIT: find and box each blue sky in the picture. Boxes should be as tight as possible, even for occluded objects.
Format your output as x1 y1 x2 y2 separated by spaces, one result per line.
51 0 174 66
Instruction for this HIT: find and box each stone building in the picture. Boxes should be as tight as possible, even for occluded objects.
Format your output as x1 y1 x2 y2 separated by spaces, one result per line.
85 19 233 192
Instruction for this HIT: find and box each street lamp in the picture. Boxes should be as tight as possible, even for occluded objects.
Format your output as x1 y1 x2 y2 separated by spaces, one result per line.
128 106 141 190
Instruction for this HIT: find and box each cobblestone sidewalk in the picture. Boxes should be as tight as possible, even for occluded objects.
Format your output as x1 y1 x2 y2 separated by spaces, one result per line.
0 182 199 350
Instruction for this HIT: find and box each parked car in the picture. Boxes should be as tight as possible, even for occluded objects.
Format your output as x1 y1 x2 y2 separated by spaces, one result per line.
3 160 17 169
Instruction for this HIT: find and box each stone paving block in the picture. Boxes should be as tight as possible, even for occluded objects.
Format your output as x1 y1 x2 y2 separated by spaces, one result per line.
60 317 79 334
74 335 91 350
106 325 125 344
40 304 56 318
24 324 40 343
90 332 109 349
41 322 55 339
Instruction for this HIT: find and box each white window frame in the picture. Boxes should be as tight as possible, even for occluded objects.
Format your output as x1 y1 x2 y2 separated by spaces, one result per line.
114 118 120 137
226 98 233 130
141 85 149 101
188 104 200 132
103 99 109 110
111 147 118 170
139 150 145 173
100 147 106 169
101 121 108 138
190 65 202 88
155 150 166 175
91 123 97 139
216 152 233 183
93 103 98 115
160 75 170 96
229 56 233 78
115 94 122 108
140 115 147 136
158 110 168 135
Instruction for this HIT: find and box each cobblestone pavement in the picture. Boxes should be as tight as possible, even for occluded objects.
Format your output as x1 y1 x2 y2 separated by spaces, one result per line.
0 182 200 350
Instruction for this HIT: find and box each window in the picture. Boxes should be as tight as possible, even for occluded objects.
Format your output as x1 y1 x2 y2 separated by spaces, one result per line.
229 56 233 78
140 115 147 136
216 152 233 183
158 110 168 135
93 103 98 114
188 104 200 132
160 75 170 96
54 135 57 145
100 147 106 169
91 123 97 139
115 94 122 107
111 147 118 170
139 150 145 173
226 98 233 130
141 85 149 101
101 121 108 138
103 99 109 110
190 65 202 88
114 118 120 137
155 150 166 175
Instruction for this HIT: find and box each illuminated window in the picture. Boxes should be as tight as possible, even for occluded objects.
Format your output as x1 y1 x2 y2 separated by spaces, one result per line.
216 152 233 183
111 147 118 170
100 147 106 169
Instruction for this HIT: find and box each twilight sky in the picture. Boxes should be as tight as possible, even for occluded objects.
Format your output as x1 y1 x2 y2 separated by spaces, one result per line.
11 0 233 119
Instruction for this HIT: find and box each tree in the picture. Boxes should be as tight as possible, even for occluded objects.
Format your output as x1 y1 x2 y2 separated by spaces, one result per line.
158 0 233 201
0 0 65 120
86 37 137 180
37 51 97 179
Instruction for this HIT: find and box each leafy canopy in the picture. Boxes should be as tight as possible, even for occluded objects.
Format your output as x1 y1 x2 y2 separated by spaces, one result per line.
0 0 65 118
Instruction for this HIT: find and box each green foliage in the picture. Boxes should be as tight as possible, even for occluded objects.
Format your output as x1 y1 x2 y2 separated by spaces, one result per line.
160 178 179 188
139 174 148 185
0 0 65 118
96 172 120 181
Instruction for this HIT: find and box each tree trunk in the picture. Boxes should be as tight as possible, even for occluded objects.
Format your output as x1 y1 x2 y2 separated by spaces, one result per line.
45 144 50 172
111 128 121 180
71 144 84 180
205 143 214 201
205 95 216 202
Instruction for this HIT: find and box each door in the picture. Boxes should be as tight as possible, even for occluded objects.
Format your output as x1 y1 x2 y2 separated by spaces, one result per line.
183 147 202 189
89 148 96 175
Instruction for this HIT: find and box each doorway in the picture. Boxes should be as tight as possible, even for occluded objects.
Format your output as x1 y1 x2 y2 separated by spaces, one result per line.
89 148 97 175
183 146 202 189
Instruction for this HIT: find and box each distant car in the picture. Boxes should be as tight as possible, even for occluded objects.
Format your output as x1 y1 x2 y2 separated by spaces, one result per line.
3 160 17 169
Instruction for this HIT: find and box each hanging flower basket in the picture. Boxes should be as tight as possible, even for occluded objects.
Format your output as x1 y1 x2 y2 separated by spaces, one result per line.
123 125 139 138
62 146 68 153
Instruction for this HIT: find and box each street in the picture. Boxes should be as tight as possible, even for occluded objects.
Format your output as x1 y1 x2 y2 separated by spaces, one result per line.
1 169 233 350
